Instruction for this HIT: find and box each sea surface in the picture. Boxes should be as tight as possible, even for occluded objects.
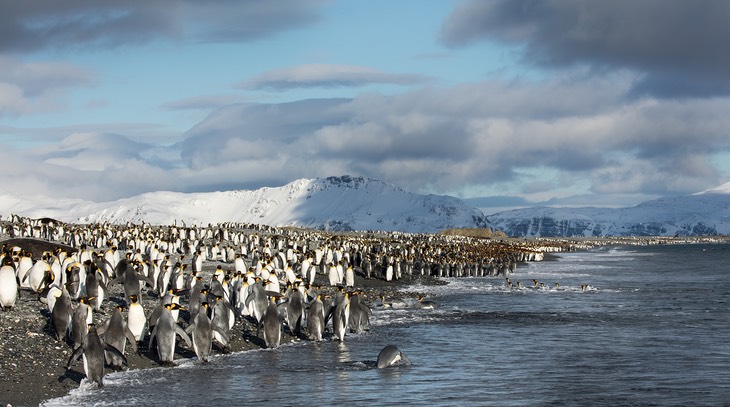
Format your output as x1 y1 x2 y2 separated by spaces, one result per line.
44 243 730 406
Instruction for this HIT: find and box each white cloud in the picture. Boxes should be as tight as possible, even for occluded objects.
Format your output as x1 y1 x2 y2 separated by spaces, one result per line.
242 64 429 90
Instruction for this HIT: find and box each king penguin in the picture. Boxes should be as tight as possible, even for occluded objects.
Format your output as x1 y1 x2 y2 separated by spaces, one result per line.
306 294 325 341
99 305 137 370
149 303 191 365
0 263 18 310
127 294 147 342
72 296 94 349
262 294 282 348
185 302 228 362
376 345 411 368
67 324 127 387
52 286 73 342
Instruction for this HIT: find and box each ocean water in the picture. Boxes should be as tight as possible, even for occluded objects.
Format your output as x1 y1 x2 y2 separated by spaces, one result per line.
44 244 730 406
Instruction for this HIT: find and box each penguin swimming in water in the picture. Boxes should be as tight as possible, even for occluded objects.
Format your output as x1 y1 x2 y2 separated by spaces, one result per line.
149 303 191 365
67 324 127 387
376 345 412 368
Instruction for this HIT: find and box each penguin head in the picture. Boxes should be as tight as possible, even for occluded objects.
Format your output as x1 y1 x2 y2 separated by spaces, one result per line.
129 294 139 303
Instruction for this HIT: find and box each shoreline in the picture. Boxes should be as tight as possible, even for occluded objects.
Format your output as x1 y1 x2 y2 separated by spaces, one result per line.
0 237 440 407
2 230 727 406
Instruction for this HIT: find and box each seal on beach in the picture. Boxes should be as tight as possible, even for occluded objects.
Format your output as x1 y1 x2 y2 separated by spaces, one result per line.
67 324 127 387
376 345 411 368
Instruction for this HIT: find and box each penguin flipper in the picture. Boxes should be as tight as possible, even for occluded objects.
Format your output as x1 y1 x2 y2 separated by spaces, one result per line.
104 343 128 367
211 324 229 345
148 325 158 353
67 345 84 369
175 325 192 348
138 274 155 288
124 326 138 353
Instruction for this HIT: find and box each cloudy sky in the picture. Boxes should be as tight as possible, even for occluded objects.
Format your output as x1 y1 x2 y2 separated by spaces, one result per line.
1 0 728 214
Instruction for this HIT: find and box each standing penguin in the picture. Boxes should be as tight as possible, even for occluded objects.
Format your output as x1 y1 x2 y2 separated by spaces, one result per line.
67 324 127 386
127 294 147 342
84 262 106 312
331 292 350 342
185 302 228 362
99 305 137 370
210 295 233 352
72 296 94 349
306 294 325 341
348 291 371 334
261 294 282 348
23 256 54 294
149 303 191 365
0 263 18 310
52 287 73 341
286 287 305 337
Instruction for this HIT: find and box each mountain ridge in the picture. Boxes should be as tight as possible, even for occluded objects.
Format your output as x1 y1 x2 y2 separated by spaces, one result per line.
1 176 728 237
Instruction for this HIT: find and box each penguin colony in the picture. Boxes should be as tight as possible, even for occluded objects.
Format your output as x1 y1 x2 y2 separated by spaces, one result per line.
0 215 556 387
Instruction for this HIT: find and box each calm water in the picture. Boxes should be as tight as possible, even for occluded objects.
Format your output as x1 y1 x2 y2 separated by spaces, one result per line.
44 244 730 406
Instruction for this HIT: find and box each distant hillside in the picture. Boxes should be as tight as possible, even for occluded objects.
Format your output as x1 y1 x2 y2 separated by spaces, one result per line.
2 177 728 237
487 184 730 237
0 176 489 234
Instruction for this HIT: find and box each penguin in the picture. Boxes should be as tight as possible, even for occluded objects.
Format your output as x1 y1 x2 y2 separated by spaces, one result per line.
52 286 73 341
331 292 350 342
98 305 137 370
286 286 305 337
0 264 18 310
127 294 147 342
64 261 83 299
15 251 34 289
23 256 55 294
84 262 107 311
327 263 339 286
348 292 371 334
261 293 282 348
149 303 191 365
46 283 63 314
67 324 127 386
245 279 268 324
113 259 154 304
376 345 411 368
210 295 233 351
185 302 228 362
306 294 325 341
72 296 94 349
344 265 355 288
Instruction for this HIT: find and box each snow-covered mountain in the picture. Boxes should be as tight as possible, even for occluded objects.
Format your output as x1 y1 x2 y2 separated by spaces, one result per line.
2 176 728 236
0 176 488 234
487 183 730 237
